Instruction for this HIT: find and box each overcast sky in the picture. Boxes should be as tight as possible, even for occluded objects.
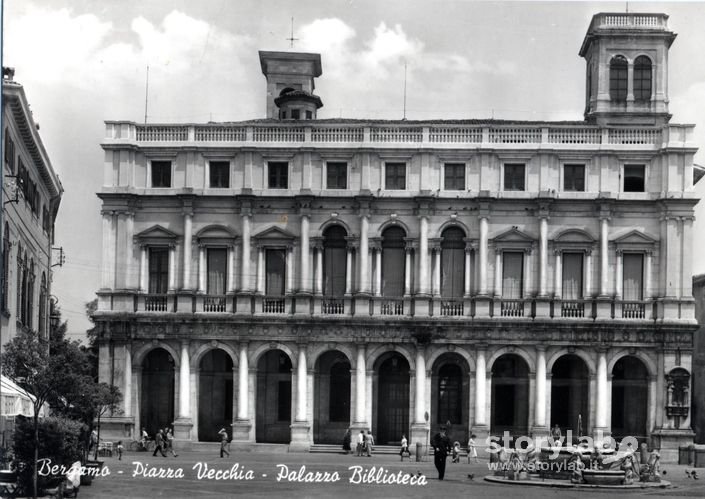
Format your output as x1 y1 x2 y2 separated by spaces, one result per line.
3 0 705 339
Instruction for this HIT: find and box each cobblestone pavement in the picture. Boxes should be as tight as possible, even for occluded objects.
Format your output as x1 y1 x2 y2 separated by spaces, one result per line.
76 450 705 499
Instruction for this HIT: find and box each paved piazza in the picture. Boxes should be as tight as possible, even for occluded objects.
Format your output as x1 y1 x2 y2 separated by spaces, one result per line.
76 450 705 499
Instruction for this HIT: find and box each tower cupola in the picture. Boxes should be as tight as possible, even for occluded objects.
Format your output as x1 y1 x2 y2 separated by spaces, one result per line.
259 51 323 120
580 13 676 126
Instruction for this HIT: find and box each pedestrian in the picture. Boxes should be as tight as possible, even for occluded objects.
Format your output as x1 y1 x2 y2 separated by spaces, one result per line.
89 428 98 455
400 434 410 461
431 425 451 480
356 430 365 456
467 434 479 464
116 440 123 461
140 427 149 451
218 427 230 458
342 429 352 454
452 441 461 463
164 428 178 457
551 424 562 447
152 429 167 457
365 430 375 457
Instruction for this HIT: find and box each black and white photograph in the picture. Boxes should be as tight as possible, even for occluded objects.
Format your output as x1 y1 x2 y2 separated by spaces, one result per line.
1 1 705 497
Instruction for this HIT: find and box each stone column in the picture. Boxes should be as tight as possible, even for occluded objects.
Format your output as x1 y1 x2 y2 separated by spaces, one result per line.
227 245 236 292
464 244 472 296
645 251 653 299
296 346 307 421
600 217 609 296
524 251 532 298
359 216 370 293
615 250 623 298
198 245 206 293
241 214 251 291
285 245 294 294
404 244 412 296
554 251 562 298
479 217 488 295
314 241 324 295
355 344 366 424
433 245 441 296
345 245 353 295
256 246 265 294
300 215 310 292
232 342 252 442
124 346 132 417
101 211 115 289
139 246 148 292
595 349 608 432
539 216 548 296
535 347 547 429
419 216 430 295
178 342 190 418
474 347 487 426
168 245 176 291
494 250 502 297
627 61 635 102
415 346 426 423
183 211 193 289
374 245 382 297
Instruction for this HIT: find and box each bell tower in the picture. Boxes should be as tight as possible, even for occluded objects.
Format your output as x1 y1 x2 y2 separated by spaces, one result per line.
579 13 676 126
259 51 323 120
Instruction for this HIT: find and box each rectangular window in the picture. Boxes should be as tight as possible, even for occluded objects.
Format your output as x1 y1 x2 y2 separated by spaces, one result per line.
209 161 230 188
207 248 227 295
504 164 525 191
326 162 347 189
562 252 584 300
148 248 169 294
502 252 524 299
151 161 172 188
305 110 313 120
564 164 585 192
444 163 465 191
265 248 286 296
623 253 644 301
385 162 406 190
268 162 288 189
291 109 300 120
624 165 645 192
4 130 14 173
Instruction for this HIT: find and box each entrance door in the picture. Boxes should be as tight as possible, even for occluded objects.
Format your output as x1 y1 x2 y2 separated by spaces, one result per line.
377 353 410 445
141 349 175 436
491 354 530 444
551 354 589 442
198 350 233 441
611 356 648 441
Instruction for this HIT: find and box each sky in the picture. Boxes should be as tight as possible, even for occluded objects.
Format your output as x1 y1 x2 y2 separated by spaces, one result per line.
3 0 705 340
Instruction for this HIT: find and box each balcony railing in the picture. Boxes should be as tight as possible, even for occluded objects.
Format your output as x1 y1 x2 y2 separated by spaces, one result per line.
144 294 169 312
560 300 585 318
262 296 286 314
500 299 525 317
381 298 405 316
203 295 226 313
321 298 345 315
622 301 646 319
440 300 464 316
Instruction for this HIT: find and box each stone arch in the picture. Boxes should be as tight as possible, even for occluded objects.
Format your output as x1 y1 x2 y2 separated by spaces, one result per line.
316 218 352 237
366 343 416 370
195 224 237 238
426 346 475 373
607 349 657 378
488 346 536 374
550 228 596 243
435 219 470 239
375 218 411 238
133 341 180 369
308 344 355 370
546 348 596 375
633 53 654 65
249 341 297 369
190 341 238 370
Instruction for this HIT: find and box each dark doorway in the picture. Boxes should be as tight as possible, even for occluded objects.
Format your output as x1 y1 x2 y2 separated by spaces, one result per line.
376 353 410 445
141 349 175 436
611 356 648 441
551 354 589 442
313 351 351 443
491 354 530 442
198 350 234 441
256 350 292 443
431 354 470 445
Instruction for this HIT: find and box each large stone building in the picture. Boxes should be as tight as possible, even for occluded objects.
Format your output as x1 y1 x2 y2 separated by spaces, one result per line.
94 13 699 461
1 68 63 424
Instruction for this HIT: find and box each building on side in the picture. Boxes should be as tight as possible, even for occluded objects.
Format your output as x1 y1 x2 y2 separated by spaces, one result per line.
1 68 63 429
93 13 699 461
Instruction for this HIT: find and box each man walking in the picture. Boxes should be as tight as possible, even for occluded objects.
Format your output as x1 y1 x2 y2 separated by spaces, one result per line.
218 427 230 458
431 425 451 480
356 430 365 456
365 431 375 457
152 429 167 457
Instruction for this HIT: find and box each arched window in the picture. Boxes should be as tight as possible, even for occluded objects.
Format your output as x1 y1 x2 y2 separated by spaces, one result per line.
323 225 347 296
634 56 652 102
610 55 628 102
39 273 47 335
437 364 462 425
381 227 406 297
441 227 465 298
2 224 9 312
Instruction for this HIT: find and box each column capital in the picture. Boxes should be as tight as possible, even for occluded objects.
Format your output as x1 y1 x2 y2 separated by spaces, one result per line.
429 238 442 252
369 238 382 251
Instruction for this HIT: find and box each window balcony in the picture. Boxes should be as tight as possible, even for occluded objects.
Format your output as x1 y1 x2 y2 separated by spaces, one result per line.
203 295 227 313
440 299 464 317
320 297 347 315
499 299 525 318
620 300 648 319
560 300 586 318
261 295 286 314
373 297 408 316
137 293 173 312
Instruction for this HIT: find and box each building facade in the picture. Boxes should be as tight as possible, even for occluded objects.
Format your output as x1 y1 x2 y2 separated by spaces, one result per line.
94 13 699 461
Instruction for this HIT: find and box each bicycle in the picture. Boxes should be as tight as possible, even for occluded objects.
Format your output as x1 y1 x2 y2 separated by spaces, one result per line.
129 439 155 452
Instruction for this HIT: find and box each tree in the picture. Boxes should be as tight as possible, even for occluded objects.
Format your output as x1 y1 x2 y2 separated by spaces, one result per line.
1 329 65 499
92 383 122 460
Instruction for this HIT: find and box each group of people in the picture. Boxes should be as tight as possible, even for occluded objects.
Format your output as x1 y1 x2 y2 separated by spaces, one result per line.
342 429 375 456
148 427 178 458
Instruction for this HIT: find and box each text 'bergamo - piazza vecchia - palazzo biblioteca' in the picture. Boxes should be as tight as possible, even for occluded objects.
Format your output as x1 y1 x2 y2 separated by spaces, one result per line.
93 12 699 462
